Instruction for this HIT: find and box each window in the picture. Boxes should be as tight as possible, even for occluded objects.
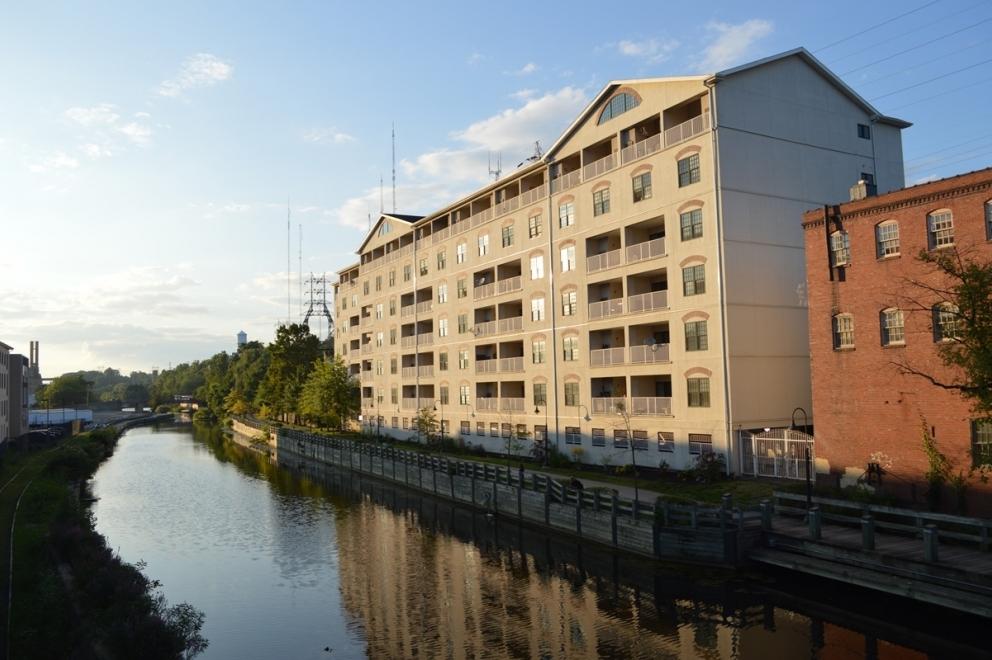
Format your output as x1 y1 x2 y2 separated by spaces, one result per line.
565 427 581 445
392 417 399 429
533 382 547 406
632 430 648 451
490 423 500 438
657 431 674 452
501 225 514 248
685 320 708 351
563 336 578 361
390 357 397 374
477 421 485 436
390 328 397 345
439 352 449 371
830 231 851 268
682 265 705 296
351 294 357 307
687 378 710 407
613 429 629 449
403 264 412 282
558 202 575 228
456 242 467 264
593 188 610 216
389 270 395 287
363 281 369 295
375 359 383 375
833 314 855 349
438 319 448 337
389 299 396 316
857 123 871 139
560 245 576 272
928 211 954 248
972 420 992 467
598 92 639 124
500 423 511 439
881 308 905 345
561 290 576 316
440 386 449 405
532 340 546 364
461 420 471 436
680 209 702 241
531 297 545 321
528 214 542 238
457 314 468 333
986 201 992 240
375 275 382 292
375 303 383 319
534 425 547 442
458 350 469 370
530 255 544 279
689 433 713 455
419 259 428 276
459 385 470 405
934 303 961 342
591 428 605 447
437 251 446 270
564 382 579 406
876 222 900 257
437 284 448 304
457 279 467 299
478 234 490 256
678 154 700 187
375 331 383 347
632 173 652 202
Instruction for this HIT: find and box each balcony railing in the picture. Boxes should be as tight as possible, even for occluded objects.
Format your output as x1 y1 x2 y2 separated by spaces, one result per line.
629 343 670 364
416 300 433 314
630 396 673 416
418 365 434 378
497 316 523 334
582 152 617 181
401 366 417 379
417 333 434 347
360 372 373 384
498 356 524 373
477 398 499 411
519 183 547 207
550 169 581 194
475 359 499 374
400 335 416 349
586 248 622 274
620 133 662 165
589 347 625 367
401 397 435 411
588 298 624 321
625 237 666 264
469 208 493 229
628 290 668 314
400 304 415 318
591 397 627 415
360 316 372 327
664 113 709 148
497 276 522 296
360 345 373 355
494 195 520 217
474 320 497 337
500 397 525 412
430 226 451 245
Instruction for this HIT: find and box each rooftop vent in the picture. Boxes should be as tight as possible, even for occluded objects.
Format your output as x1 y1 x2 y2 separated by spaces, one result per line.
849 179 877 201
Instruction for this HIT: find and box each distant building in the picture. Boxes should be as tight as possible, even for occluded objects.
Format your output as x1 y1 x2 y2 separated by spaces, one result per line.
0 341 10 445
25 341 42 406
803 168 992 506
8 355 28 439
237 330 247 349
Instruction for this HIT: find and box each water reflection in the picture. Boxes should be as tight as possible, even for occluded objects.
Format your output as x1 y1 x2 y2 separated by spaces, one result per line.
91 423 983 660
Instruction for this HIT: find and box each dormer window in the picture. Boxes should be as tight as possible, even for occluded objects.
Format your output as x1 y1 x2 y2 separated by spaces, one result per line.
377 221 391 236
597 92 640 125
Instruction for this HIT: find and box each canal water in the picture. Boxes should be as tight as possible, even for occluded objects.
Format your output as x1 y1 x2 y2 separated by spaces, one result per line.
91 422 982 659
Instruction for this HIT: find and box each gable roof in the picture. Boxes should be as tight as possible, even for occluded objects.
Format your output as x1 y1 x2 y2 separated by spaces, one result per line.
355 213 423 254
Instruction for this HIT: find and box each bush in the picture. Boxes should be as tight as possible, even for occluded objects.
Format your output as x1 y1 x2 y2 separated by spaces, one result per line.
688 451 726 484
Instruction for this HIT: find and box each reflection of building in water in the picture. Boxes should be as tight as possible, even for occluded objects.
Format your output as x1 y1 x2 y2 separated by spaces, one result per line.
333 499 820 659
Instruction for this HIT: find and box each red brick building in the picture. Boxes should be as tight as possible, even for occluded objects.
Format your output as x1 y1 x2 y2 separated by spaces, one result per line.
802 168 992 509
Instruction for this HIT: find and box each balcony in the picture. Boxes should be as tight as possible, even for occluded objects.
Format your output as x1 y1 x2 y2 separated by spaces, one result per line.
498 316 523 334
401 366 417 379
494 195 519 218
588 298 624 321
500 397 525 412
418 365 434 378
498 356 524 373
587 248 623 274
629 343 670 364
474 320 497 337
626 237 666 264
417 332 434 347
401 397 435 411
477 398 499 411
474 275 522 301
360 316 372 327
589 347 625 368
628 290 668 314
416 300 433 314
360 372 373 384
630 396 672 416
475 359 499 374
591 397 626 415
431 226 451 245
620 133 662 165
519 183 547 207
400 335 416 349
550 169 581 194
664 113 709 148
401 304 415 318
360 345 373 355
582 152 617 181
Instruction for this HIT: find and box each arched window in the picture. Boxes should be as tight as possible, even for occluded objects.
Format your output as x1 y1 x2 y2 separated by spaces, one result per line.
833 314 854 349
830 231 850 267
880 308 905 346
928 209 954 249
933 302 961 342
985 200 992 239
597 92 640 125
875 221 900 257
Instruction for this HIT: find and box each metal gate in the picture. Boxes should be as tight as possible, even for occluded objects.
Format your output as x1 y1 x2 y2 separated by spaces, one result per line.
743 428 815 480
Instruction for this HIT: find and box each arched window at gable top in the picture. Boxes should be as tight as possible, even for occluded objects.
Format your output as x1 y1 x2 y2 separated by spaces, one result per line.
597 91 641 125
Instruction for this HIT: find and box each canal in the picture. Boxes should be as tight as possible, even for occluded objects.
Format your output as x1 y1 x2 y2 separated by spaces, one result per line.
90 422 984 659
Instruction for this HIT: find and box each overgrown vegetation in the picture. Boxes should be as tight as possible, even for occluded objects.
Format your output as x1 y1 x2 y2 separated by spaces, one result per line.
10 429 207 658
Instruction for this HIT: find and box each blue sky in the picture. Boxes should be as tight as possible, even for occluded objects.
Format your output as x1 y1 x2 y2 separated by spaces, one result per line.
2 0 990 376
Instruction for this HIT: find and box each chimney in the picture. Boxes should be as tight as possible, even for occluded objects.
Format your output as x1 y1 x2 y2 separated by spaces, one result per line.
849 179 877 201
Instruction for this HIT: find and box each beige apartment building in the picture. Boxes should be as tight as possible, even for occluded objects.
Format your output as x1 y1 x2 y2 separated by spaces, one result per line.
333 48 908 473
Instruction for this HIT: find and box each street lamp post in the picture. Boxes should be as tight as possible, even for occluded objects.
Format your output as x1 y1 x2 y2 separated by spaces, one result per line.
433 399 445 447
791 406 812 508
534 404 549 466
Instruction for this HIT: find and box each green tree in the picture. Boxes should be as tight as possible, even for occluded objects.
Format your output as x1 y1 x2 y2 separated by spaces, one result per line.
413 406 438 445
298 356 359 429
123 383 150 408
255 324 320 422
36 374 90 407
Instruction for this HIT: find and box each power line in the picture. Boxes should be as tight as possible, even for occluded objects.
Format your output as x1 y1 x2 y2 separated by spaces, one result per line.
906 134 992 164
906 142 992 172
870 56 992 100
887 73 992 110
907 150 992 177
840 16 992 75
814 0 941 52
826 0 987 64
857 39 985 86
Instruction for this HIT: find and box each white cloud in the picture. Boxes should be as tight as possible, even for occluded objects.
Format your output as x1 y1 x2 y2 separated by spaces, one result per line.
303 127 357 145
80 143 113 159
617 38 680 64
64 103 153 152
29 151 80 173
467 52 486 65
453 86 587 152
118 121 153 146
65 103 121 127
513 62 538 75
699 19 773 71
510 89 537 101
158 53 233 98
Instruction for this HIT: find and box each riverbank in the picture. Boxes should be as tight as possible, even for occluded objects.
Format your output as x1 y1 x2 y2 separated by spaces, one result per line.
6 422 207 658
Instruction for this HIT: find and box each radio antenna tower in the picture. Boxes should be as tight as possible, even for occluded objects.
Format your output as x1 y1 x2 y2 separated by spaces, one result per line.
379 174 384 215
391 123 396 213
303 272 334 339
286 199 291 325
488 151 502 181
298 223 303 322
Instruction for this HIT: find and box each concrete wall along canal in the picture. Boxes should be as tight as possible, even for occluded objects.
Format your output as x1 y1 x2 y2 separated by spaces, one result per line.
276 427 760 566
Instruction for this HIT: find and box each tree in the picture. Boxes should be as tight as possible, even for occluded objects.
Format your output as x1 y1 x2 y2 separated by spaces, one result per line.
36 374 90 407
898 248 992 415
255 323 320 422
123 383 150 409
413 407 438 445
298 357 359 429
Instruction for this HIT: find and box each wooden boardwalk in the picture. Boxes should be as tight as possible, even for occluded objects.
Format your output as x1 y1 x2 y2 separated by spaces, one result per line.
750 492 992 617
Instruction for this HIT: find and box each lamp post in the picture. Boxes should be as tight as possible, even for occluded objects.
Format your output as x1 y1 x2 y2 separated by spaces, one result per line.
534 404 549 466
433 399 445 447
791 406 812 508
577 404 592 422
